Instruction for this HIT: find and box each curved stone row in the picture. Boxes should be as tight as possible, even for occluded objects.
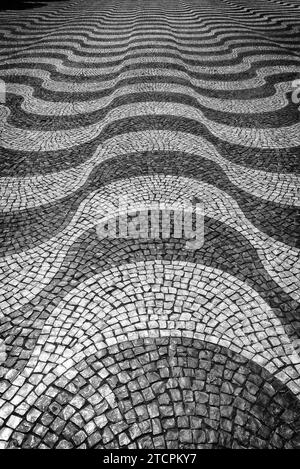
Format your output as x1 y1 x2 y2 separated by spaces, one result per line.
2 39 229 64
1 131 298 214
1 337 300 449
3 50 299 77
1 27 298 48
2 13 299 38
4 46 294 75
3 19 296 34
1 179 299 317
1 35 299 59
223 0 300 15
10 259 299 373
188 1 300 35
3 64 298 99
2 10 299 36
1 229 299 380
2 30 299 57
1 144 298 254
5 84 298 136
1 109 298 177
1 100 300 151
6 80 294 116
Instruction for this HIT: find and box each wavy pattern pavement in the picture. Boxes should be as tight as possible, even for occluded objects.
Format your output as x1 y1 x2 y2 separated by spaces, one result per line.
4 76 296 115
0 0 299 451
1 131 299 211
1 101 300 150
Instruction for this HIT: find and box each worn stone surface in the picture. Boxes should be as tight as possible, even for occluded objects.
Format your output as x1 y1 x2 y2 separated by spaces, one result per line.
0 0 300 450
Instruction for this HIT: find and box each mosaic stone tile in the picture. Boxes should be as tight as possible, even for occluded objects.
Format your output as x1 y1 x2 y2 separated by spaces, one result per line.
0 0 299 451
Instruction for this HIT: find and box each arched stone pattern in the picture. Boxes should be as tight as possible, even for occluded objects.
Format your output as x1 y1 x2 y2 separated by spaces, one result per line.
6 338 300 449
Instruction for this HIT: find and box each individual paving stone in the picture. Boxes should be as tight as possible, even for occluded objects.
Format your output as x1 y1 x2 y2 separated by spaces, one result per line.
4 338 300 449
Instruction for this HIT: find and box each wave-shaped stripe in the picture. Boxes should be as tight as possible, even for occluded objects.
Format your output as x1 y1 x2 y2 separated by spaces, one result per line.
1 10 299 28
222 0 300 14
2 336 300 449
4 62 298 130
2 218 298 384
6 80 294 119
6 74 294 123
0 21 297 40
1 177 298 317
2 45 293 70
2 39 296 62
2 54 299 85
2 31 298 66
2 27 299 49
2 64 297 94
1 144 297 251
2 260 299 404
1 13 298 32
1 36 299 62
3 16 294 30
1 100 299 151
1 131 298 211
1 15 299 38
1 112 297 177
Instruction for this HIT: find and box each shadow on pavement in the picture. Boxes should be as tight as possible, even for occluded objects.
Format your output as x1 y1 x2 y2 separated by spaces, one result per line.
0 0 67 12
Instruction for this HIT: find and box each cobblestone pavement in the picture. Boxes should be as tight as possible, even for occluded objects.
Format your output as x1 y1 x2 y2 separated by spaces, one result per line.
0 0 300 450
